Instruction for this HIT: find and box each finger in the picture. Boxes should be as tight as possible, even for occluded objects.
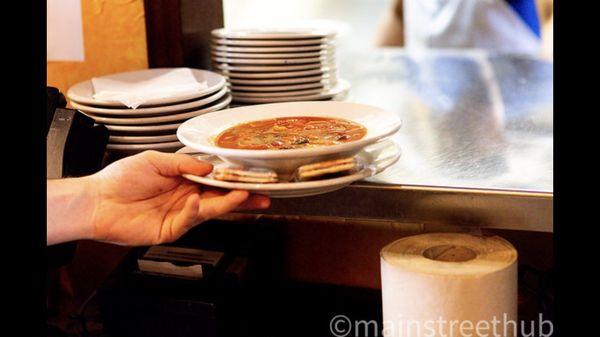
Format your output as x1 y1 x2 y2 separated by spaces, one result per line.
168 193 201 241
199 189 269 210
198 190 250 221
234 194 271 211
143 150 213 177
199 189 229 199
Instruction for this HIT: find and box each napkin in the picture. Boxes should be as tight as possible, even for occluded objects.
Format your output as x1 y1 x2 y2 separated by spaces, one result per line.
92 68 208 109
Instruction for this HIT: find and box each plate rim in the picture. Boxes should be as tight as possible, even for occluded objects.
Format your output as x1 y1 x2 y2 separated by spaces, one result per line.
213 61 335 72
230 80 349 103
212 55 335 65
231 87 328 98
70 86 228 116
210 50 333 59
212 37 331 47
229 76 335 86
67 68 226 107
212 43 334 53
222 67 336 79
229 81 329 92
179 140 401 192
109 134 179 144
176 99 402 160
211 28 336 40
84 95 232 125
107 140 183 150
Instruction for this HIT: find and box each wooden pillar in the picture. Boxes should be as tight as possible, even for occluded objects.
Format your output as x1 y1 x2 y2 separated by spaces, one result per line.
143 0 224 69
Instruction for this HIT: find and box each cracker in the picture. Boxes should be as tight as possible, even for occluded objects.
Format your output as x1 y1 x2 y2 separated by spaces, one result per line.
213 167 278 183
297 157 357 181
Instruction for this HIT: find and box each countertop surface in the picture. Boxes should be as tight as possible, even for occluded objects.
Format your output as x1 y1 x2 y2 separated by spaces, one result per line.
338 48 553 194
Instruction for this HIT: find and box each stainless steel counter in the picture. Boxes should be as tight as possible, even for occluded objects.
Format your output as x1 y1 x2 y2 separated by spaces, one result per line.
262 49 553 232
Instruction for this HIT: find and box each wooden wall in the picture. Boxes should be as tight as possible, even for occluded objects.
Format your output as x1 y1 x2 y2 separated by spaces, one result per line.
47 0 148 95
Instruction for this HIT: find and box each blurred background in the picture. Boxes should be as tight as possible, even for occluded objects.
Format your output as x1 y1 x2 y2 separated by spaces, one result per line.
48 0 553 94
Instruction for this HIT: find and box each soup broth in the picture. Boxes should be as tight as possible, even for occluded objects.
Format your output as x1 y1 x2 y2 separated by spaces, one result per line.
215 116 367 150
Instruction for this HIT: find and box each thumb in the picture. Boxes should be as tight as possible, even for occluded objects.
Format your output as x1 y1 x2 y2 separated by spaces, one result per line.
143 150 213 177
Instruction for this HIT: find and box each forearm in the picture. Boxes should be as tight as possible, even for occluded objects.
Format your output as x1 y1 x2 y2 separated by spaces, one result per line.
47 177 97 245
374 0 404 46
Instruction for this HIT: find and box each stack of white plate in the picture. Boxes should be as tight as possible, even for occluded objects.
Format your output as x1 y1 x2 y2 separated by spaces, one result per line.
66 68 230 155
210 28 350 105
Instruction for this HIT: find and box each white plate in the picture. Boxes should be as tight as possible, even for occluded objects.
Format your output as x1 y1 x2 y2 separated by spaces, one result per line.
223 67 336 79
109 134 178 144
232 88 329 98
229 75 335 86
178 139 401 198
212 37 330 47
231 80 350 104
70 86 228 116
106 122 183 133
212 43 334 53
212 28 335 40
107 141 183 151
177 100 401 173
229 81 330 92
83 95 232 125
67 68 226 107
213 62 334 72
211 50 333 59
212 55 334 65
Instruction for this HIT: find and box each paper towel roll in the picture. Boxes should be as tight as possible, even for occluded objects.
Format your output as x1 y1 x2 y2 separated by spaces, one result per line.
380 233 517 337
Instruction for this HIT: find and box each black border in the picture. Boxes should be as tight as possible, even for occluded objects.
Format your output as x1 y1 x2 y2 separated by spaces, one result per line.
7 0 46 335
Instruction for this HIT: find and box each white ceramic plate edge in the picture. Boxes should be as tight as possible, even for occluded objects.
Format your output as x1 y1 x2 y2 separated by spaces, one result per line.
179 140 401 195
84 95 232 125
177 100 401 160
67 68 226 107
70 86 228 116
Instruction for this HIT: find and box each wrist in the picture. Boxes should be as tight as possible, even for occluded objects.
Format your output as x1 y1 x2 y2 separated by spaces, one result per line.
83 174 104 242
47 176 100 244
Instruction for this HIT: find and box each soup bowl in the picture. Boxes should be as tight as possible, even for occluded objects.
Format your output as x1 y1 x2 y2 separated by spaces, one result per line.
176 101 401 173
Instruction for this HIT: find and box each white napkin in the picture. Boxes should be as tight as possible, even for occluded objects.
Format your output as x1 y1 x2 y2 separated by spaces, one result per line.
92 68 208 109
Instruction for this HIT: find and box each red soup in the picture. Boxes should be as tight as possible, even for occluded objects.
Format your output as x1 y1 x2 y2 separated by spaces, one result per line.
215 116 367 150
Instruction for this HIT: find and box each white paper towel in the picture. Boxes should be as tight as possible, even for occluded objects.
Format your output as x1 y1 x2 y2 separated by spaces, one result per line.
92 68 208 109
380 233 517 337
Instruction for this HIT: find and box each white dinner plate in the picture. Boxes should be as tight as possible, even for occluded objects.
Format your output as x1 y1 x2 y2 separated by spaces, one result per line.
67 68 226 107
229 75 335 86
177 99 400 173
212 37 330 47
212 55 334 65
70 86 228 116
212 43 334 53
107 141 183 151
223 67 336 79
83 95 232 125
109 134 179 144
211 50 333 59
213 62 334 72
231 88 330 98
212 28 336 40
177 139 401 198
231 80 350 104
105 122 183 134
229 81 330 92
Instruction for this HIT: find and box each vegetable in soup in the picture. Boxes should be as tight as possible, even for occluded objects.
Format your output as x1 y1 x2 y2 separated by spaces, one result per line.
215 116 367 150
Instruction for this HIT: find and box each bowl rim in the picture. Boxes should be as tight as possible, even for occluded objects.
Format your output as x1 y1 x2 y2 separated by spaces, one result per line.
176 101 402 159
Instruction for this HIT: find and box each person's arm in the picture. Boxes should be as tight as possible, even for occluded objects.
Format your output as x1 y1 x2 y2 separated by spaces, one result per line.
47 150 270 246
373 0 404 46
47 177 98 245
537 0 553 60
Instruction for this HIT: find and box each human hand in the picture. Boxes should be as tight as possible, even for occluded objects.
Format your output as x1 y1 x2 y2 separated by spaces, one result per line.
86 150 270 246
